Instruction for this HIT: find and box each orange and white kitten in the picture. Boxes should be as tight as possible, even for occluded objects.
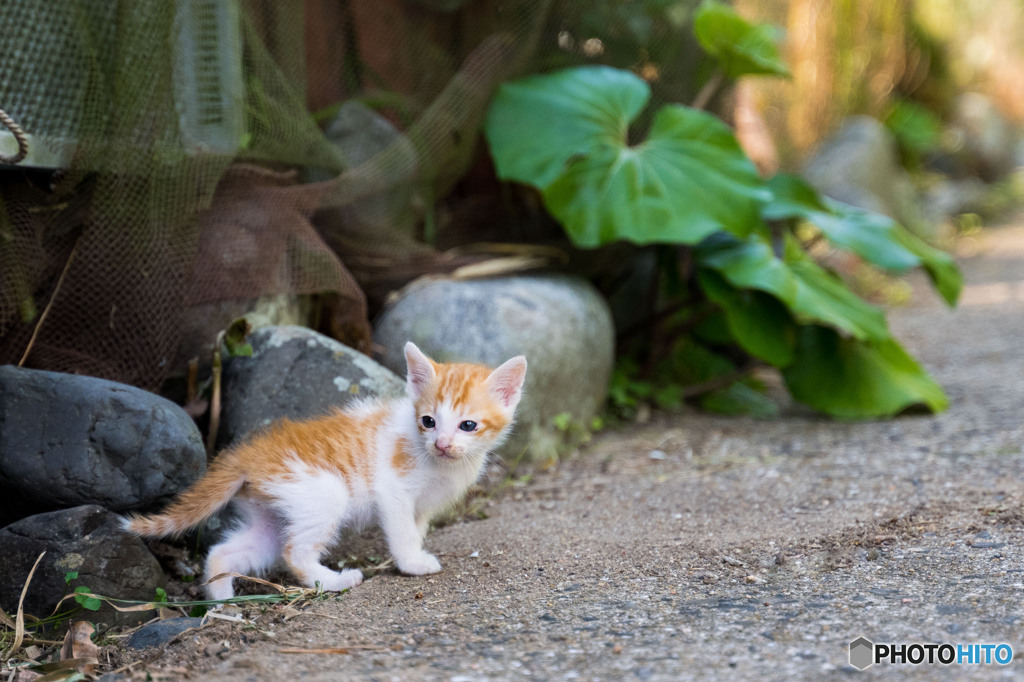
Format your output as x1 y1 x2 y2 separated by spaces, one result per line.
124 342 526 600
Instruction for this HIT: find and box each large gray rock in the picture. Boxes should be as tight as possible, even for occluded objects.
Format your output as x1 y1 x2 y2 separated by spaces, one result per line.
0 505 165 624
221 326 404 444
0 366 206 525
803 116 932 239
372 275 615 464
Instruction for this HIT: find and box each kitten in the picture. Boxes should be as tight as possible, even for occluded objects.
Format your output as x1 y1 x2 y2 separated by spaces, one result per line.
123 342 527 600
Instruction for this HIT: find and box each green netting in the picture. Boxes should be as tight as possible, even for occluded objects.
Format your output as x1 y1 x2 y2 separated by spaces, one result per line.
0 0 705 389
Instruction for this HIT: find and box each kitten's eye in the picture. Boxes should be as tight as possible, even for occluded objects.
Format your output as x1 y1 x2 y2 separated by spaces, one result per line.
459 420 477 432
421 416 436 428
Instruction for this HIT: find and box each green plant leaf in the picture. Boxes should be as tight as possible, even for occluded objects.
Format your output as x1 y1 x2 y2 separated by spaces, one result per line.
782 325 948 418
765 174 961 305
653 384 685 410
664 337 736 385
485 66 649 189
698 269 796 367
694 1 791 79
485 66 770 248
223 318 254 358
787 257 890 341
696 233 797 302
885 100 942 157
696 233 889 341
73 586 103 612
700 381 779 417
552 412 573 431
890 225 962 306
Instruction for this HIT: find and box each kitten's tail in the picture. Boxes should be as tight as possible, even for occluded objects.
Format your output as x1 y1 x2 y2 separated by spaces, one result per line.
121 456 245 538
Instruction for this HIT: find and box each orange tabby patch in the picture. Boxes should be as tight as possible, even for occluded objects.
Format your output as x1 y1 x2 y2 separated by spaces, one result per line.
392 437 414 476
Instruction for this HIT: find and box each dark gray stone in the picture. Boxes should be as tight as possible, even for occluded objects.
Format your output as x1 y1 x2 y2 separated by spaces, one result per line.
221 326 404 444
126 617 206 650
372 275 615 463
0 505 165 624
0 366 206 525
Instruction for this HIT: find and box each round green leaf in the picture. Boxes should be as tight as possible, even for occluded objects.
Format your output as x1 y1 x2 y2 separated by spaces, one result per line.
484 66 650 189
694 1 791 79
782 325 948 418
485 68 770 247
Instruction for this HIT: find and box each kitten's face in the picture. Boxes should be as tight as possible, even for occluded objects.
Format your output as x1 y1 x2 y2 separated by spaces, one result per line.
404 343 527 464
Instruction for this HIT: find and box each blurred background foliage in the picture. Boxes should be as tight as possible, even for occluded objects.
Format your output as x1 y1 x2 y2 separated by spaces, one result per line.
733 0 1024 165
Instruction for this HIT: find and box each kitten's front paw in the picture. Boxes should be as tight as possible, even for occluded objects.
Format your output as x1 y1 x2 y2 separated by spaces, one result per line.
397 552 442 576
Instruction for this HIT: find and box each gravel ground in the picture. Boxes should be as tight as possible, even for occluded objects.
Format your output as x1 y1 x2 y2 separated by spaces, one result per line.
112 221 1024 680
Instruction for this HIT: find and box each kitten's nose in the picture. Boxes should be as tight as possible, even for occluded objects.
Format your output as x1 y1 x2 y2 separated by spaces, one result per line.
435 438 451 454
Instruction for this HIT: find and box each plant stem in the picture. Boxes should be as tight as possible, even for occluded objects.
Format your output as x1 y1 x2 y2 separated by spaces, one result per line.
692 69 725 111
19 237 80 367
680 361 760 399
206 336 223 457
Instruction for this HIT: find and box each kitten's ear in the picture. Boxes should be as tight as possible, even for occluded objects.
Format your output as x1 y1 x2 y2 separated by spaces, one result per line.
404 342 436 399
486 355 527 410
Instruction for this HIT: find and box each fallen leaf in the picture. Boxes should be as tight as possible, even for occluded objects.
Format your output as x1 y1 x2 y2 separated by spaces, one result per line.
4 552 45 661
60 621 100 675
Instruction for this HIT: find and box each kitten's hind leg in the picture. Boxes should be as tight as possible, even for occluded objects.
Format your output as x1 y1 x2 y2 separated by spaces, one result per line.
276 485 362 593
281 520 363 593
204 500 281 601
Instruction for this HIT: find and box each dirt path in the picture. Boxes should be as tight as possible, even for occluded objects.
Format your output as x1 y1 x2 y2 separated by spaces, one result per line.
128 221 1024 680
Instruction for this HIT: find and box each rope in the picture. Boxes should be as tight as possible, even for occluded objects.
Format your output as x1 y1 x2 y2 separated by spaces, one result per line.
0 107 29 164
